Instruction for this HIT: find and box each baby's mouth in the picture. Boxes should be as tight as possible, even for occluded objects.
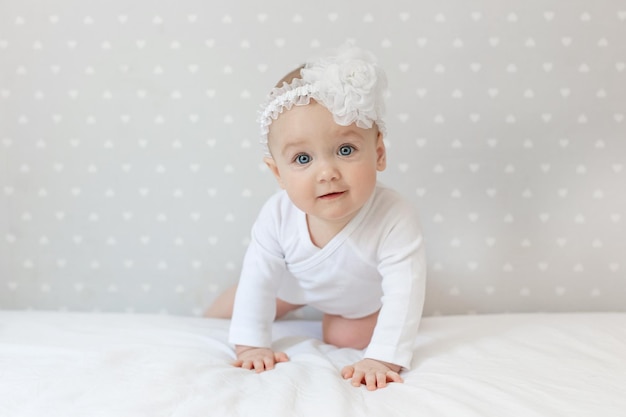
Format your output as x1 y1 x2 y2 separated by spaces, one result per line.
319 191 345 200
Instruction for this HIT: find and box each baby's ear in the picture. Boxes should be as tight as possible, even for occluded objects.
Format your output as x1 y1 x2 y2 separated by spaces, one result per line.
375 132 387 171
264 157 286 189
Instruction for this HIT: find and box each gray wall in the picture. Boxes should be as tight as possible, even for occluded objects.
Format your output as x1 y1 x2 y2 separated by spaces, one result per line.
1 0 625 315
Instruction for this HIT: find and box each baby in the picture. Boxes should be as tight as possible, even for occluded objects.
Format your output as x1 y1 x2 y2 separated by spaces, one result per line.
207 44 426 391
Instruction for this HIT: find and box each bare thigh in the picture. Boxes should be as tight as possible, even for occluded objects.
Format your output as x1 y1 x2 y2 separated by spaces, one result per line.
322 310 380 350
204 284 303 319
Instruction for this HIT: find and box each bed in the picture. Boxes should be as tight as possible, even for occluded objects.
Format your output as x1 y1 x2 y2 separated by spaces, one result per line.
1 311 625 417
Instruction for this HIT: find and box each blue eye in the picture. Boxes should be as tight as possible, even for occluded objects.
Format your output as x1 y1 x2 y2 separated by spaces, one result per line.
295 153 311 165
338 145 354 156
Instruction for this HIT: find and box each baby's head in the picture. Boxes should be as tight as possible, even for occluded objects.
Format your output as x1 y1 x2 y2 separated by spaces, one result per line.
256 45 388 226
258 44 388 157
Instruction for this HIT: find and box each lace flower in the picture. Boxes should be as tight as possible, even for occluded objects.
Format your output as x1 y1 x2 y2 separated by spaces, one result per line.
258 44 387 155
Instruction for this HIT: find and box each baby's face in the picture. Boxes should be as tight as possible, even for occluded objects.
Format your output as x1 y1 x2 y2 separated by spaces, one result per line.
264 101 386 228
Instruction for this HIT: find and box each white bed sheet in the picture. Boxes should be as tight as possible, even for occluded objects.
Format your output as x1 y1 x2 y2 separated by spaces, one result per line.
0 311 625 417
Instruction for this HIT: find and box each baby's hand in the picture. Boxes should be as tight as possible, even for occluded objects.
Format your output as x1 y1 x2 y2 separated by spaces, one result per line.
341 358 403 390
233 345 289 373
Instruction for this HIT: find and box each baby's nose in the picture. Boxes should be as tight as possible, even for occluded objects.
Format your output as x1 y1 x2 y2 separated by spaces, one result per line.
317 159 340 182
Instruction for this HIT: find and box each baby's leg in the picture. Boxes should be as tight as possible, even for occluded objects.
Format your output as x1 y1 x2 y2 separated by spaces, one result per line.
322 311 379 350
204 285 238 318
204 284 303 319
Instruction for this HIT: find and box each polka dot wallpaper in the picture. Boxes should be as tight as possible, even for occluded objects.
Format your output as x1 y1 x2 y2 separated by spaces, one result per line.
1 0 624 315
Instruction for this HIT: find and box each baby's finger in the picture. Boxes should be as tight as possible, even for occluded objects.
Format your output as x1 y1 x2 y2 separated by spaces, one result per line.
365 372 378 391
263 356 275 370
387 371 403 384
274 351 289 363
253 359 266 372
376 372 388 389
341 365 355 379
351 370 365 387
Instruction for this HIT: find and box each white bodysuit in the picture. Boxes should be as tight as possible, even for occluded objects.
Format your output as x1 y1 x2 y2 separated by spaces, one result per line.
229 184 426 369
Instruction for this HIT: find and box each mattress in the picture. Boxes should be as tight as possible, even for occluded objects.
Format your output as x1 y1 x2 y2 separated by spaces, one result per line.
1 311 624 417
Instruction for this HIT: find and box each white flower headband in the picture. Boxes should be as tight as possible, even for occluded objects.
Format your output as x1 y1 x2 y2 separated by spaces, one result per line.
258 44 388 155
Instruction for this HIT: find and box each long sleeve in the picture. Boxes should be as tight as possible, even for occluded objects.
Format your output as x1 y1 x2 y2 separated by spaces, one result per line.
228 196 287 348
363 196 426 369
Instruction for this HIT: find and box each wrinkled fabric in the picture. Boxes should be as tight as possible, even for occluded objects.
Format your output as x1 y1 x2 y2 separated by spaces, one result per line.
1 312 626 417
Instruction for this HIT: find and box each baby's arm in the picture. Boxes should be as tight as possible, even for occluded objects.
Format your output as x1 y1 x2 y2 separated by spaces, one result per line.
233 345 289 373
346 193 426 389
341 358 403 390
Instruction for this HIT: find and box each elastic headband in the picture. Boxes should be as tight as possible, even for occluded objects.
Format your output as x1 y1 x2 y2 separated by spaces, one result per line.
258 44 388 155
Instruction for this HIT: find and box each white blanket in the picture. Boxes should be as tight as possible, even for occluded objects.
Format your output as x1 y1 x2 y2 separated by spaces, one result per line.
1 312 625 417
